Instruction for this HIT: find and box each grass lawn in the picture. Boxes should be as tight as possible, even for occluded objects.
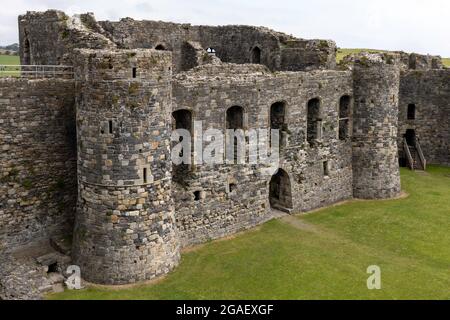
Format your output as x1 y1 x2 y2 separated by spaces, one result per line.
0 54 20 77
337 48 386 62
50 166 450 300
443 58 450 67
0 54 19 65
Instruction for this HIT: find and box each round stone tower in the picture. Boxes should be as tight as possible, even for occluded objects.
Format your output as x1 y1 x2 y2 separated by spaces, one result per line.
352 54 401 199
72 49 180 284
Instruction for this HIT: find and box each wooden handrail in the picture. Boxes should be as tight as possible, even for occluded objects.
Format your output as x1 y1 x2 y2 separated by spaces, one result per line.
403 138 414 170
414 138 427 170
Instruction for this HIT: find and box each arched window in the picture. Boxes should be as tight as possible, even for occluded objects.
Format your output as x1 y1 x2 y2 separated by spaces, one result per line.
172 109 193 176
407 104 416 120
226 106 244 130
269 168 293 211
172 109 192 132
307 98 321 145
339 95 351 140
226 106 244 163
251 46 261 64
155 44 166 51
270 102 287 148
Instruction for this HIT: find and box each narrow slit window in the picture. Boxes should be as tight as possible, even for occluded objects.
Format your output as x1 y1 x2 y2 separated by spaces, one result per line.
143 168 148 184
323 161 329 177
132 67 137 78
108 120 113 134
194 191 201 201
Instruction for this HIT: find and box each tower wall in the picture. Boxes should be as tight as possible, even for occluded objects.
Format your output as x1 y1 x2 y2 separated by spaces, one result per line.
0 79 76 250
72 49 180 284
398 70 450 166
352 56 401 199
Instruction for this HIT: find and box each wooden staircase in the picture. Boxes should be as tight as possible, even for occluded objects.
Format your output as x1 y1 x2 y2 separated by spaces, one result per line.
404 137 426 171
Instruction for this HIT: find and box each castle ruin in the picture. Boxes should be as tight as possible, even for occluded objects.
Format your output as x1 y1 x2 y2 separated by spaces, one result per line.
0 10 448 297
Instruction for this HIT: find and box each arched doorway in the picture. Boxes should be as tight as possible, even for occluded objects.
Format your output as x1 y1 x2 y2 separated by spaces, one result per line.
172 109 193 179
270 101 287 148
269 169 293 212
251 46 261 64
405 129 416 146
226 106 245 162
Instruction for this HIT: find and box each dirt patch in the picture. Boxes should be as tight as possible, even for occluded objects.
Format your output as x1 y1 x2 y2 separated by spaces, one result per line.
279 215 318 233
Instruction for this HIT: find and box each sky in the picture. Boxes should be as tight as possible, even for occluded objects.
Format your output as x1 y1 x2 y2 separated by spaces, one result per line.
1 0 449 56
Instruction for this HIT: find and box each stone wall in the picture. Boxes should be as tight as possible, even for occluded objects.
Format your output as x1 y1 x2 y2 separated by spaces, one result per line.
19 10 336 73
19 10 115 65
98 18 336 72
0 78 76 250
172 64 353 247
398 69 450 166
71 49 180 285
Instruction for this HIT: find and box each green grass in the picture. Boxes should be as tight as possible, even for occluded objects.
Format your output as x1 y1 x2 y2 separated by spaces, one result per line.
49 166 450 300
336 48 387 63
0 54 19 65
442 58 450 67
0 54 20 77
337 48 450 67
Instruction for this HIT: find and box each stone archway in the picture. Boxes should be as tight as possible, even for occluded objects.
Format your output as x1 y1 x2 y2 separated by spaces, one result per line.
269 169 293 212
251 46 261 64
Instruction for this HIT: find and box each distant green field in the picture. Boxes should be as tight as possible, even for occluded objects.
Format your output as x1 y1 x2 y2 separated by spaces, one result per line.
0 54 20 77
0 54 19 65
337 48 450 67
442 58 450 67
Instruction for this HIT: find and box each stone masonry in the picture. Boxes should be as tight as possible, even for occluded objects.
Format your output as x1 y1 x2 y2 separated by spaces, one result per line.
0 10 448 290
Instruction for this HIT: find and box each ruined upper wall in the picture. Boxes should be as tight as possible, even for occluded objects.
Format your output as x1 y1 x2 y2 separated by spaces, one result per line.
340 51 445 72
18 10 336 72
99 18 337 72
19 10 115 65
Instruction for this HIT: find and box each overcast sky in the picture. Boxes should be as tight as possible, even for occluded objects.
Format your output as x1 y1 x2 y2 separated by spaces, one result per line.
1 0 449 56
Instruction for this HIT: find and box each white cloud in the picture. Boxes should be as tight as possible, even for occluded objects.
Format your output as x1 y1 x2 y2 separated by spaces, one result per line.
1 0 449 56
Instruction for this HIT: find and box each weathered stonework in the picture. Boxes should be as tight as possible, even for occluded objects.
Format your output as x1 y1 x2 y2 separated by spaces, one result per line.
351 55 402 199
0 10 448 291
71 49 180 284
398 70 450 166
0 79 76 250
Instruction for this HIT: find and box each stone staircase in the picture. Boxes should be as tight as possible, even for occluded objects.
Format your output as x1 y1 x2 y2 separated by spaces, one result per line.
0 238 71 300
